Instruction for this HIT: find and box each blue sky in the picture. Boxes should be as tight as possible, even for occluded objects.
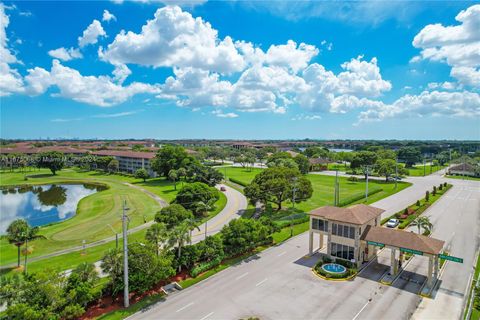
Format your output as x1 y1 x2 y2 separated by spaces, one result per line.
0 1 479 140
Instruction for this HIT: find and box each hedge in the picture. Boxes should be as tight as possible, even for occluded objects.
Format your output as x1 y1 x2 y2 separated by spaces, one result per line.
338 187 382 207
274 216 309 228
190 257 223 278
228 177 248 187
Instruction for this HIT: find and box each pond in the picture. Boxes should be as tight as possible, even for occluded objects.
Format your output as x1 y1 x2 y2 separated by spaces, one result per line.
0 184 106 233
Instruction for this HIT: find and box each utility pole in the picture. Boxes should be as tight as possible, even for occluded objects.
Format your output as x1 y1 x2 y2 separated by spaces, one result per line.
423 157 426 177
365 166 370 202
205 220 208 240
122 200 130 308
334 170 339 206
395 159 398 190
291 178 298 237
24 237 28 275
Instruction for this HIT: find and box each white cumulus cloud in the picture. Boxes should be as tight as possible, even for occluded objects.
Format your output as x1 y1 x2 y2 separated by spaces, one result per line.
100 6 245 74
78 19 106 47
48 47 83 61
102 9 116 22
412 4 480 87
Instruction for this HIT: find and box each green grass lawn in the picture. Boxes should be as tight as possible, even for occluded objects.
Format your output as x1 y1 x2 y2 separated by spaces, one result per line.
0 168 226 267
406 164 447 176
446 174 480 181
223 167 264 185
220 167 411 212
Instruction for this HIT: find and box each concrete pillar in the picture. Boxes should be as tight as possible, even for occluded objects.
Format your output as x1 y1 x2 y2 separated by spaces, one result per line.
427 255 434 287
319 234 324 250
309 231 313 255
399 251 404 270
433 255 439 282
390 248 398 275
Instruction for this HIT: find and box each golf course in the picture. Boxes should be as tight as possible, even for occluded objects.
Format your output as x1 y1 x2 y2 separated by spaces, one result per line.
0 168 226 267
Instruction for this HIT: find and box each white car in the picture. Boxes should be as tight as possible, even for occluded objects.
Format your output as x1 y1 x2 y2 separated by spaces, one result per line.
386 219 399 228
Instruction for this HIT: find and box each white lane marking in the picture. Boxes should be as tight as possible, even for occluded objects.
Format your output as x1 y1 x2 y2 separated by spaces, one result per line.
176 302 194 313
199 312 214 320
278 251 287 257
352 301 370 320
236 272 249 280
256 278 268 287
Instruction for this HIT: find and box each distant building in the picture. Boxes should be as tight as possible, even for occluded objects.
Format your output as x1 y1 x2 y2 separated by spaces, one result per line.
92 150 157 177
448 163 478 177
308 158 329 171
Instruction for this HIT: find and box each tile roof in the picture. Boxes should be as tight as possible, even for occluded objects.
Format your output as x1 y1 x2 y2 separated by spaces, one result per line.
361 225 445 255
91 150 156 159
309 204 385 225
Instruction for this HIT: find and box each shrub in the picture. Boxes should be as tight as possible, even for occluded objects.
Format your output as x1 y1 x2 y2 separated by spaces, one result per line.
337 187 382 207
433 186 437 196
439 184 443 191
416 200 421 207
228 177 248 187
190 257 222 278
403 208 408 215
425 190 430 202
444 182 447 187
347 176 359 182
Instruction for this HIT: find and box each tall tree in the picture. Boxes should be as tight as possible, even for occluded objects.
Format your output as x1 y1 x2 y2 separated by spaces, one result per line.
107 159 119 173
174 182 219 215
168 222 193 271
374 159 396 181
36 151 65 175
155 204 194 228
350 151 378 179
244 167 312 211
151 145 195 177
6 219 38 267
145 223 168 256
294 154 310 174
168 169 178 190
398 147 422 168
134 168 150 182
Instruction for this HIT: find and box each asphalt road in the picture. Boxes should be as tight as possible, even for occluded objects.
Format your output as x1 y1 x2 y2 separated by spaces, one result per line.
190 184 248 244
130 170 479 320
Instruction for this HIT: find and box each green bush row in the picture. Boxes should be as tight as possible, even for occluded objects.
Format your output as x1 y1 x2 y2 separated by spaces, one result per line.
190 257 223 278
228 177 248 187
338 187 382 207
274 216 309 228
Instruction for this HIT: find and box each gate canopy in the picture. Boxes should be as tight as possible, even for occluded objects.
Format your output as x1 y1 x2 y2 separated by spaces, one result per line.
360 225 444 255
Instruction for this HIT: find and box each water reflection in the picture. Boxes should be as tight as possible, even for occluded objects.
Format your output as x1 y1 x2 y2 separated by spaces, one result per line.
0 184 105 233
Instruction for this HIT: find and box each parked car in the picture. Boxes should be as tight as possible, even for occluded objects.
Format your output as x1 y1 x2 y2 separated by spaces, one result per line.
386 218 400 228
220 186 227 192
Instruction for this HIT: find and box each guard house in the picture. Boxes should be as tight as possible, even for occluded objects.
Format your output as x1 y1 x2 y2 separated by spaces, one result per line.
309 204 445 288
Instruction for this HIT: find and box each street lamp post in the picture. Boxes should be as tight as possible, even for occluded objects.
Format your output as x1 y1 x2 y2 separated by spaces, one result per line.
122 200 130 308
395 159 398 190
365 166 370 202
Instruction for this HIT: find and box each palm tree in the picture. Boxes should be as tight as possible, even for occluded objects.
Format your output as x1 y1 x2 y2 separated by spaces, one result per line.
410 216 433 234
194 199 216 217
145 223 168 256
168 169 178 190
168 221 199 271
185 218 201 245
6 219 38 267
177 168 187 186
72 262 98 283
